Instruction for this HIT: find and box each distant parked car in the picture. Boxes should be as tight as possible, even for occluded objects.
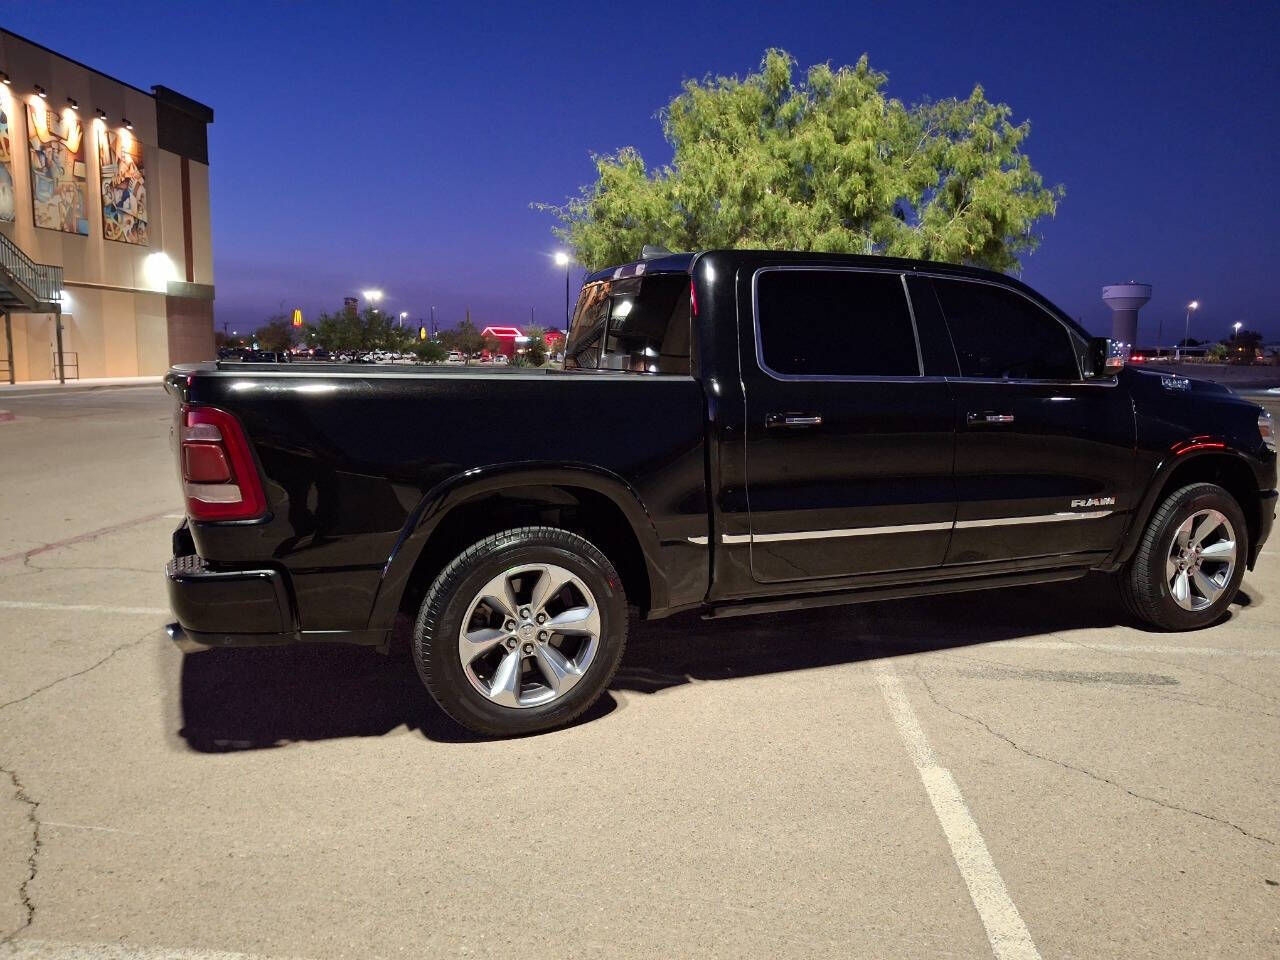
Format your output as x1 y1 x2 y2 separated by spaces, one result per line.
446 351 464 364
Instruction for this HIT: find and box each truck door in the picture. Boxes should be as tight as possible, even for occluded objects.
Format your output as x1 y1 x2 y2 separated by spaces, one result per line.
922 276 1135 565
740 266 956 583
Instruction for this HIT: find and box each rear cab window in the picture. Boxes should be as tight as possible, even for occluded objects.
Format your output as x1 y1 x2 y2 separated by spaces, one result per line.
565 273 691 374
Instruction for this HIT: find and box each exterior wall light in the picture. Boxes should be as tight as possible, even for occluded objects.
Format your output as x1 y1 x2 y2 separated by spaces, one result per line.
0 71 10 86
67 97 78 110
35 84 47 98
122 117 132 130
94 107 106 119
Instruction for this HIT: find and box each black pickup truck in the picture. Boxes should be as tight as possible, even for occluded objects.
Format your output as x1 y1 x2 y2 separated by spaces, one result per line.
165 250 1277 735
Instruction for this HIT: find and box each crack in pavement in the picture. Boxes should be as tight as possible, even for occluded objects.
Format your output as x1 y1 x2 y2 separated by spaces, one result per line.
0 765 39 945
15 560 159 575
0 626 159 713
912 664 1277 847
0 511 175 568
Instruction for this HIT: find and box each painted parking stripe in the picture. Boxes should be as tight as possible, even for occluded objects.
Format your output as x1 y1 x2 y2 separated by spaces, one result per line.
0 600 168 616
876 663 1041 960
991 640 1280 658
0 940 314 960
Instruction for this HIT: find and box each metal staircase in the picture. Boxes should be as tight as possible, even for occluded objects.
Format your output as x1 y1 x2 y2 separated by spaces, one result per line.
0 231 63 312
1 232 66 383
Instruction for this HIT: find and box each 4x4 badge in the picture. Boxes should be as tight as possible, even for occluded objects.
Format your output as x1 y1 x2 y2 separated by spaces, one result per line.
1071 496 1115 508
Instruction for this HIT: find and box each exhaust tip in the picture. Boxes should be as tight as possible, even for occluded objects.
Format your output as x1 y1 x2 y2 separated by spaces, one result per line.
165 622 211 654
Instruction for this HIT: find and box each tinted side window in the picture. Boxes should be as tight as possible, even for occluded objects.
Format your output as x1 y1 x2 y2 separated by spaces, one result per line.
932 278 1079 380
755 270 919 377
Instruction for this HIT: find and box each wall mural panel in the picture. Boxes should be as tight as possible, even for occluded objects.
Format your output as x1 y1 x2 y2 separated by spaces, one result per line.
27 101 88 235
0 96 15 222
98 128 148 245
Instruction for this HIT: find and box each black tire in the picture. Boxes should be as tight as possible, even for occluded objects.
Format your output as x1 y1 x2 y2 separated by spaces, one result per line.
1119 482 1249 631
413 526 628 736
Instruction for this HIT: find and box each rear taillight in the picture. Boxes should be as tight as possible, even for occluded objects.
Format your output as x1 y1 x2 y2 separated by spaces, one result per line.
179 405 267 521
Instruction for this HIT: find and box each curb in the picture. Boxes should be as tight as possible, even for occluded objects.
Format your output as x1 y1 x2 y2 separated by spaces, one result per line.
0 379 163 398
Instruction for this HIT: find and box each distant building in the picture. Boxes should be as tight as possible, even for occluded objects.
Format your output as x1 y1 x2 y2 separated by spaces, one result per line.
1 29 214 383
480 325 565 358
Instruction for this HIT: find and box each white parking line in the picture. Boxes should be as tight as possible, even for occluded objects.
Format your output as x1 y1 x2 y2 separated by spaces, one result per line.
0 941 314 960
0 600 168 616
875 663 1041 960
992 639 1280 658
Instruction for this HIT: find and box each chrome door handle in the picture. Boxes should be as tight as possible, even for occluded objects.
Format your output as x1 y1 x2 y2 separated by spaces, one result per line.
967 411 1015 425
766 413 823 429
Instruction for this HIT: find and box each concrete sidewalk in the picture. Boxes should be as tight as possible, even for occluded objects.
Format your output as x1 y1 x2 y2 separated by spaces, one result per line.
0 376 163 397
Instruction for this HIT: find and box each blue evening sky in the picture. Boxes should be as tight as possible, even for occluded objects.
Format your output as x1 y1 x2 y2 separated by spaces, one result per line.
5 0 1277 341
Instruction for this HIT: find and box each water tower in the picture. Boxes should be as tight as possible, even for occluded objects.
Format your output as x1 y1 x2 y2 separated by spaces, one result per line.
1102 282 1152 349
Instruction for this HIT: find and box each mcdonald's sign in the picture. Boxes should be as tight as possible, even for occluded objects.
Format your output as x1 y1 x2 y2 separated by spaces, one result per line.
291 309 303 327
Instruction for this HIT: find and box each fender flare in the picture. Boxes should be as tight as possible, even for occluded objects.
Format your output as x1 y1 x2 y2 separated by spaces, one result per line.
1105 441 1262 570
367 462 669 629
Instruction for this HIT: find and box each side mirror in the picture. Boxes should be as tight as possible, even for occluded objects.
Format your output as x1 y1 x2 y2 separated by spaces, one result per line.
1086 337 1126 378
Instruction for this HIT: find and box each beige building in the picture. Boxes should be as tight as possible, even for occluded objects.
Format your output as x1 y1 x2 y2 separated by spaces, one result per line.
0 28 214 383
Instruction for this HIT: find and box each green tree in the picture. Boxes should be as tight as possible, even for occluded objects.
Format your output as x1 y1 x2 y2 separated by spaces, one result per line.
411 339 447 363
305 306 408 355
449 319 484 363
520 324 548 367
256 314 297 352
539 49 1062 273
1226 328 1262 361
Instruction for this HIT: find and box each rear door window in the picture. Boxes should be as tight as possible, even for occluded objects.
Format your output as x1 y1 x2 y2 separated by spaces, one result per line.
930 278 1080 380
754 269 921 377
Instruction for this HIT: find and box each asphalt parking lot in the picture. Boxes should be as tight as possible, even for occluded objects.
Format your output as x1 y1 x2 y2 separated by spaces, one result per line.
1 385 1277 960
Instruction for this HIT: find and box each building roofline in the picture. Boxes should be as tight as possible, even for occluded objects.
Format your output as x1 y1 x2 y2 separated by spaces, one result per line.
1 28 212 120
151 84 214 123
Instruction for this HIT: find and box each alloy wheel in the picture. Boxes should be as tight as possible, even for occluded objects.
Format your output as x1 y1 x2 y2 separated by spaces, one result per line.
1166 509 1236 612
457 563 602 708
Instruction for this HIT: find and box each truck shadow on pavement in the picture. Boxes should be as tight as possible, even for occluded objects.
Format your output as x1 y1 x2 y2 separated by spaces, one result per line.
176 574 1256 750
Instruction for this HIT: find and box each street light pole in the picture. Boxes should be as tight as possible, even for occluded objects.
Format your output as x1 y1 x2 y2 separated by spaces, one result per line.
1179 301 1199 360
554 251 572 352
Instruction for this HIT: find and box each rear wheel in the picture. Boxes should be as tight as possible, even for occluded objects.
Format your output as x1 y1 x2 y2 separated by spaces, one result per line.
413 526 628 736
1119 482 1248 631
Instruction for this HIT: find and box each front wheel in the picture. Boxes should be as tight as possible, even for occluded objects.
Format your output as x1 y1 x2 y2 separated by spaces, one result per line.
1119 482 1249 631
413 526 628 736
